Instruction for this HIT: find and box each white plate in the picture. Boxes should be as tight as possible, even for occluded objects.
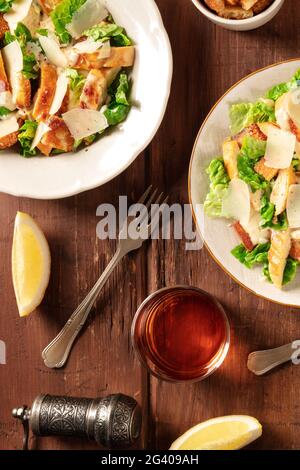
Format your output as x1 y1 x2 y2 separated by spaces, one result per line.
189 59 300 307
0 0 173 199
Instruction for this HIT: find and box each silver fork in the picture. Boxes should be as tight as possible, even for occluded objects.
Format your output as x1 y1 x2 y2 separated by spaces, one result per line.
42 186 167 369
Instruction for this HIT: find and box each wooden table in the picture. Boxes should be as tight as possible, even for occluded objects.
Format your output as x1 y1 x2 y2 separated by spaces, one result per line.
1 0 300 451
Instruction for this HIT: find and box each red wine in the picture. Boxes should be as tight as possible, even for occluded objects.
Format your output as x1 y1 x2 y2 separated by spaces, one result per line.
132 287 230 382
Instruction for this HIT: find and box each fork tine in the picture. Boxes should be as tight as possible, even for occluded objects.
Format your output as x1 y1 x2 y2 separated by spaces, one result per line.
144 188 158 210
139 194 168 239
149 195 168 224
136 185 153 205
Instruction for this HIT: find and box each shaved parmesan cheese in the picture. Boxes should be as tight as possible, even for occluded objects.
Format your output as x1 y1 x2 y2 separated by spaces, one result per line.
30 122 50 150
73 38 104 54
62 108 108 140
0 91 16 111
287 88 300 129
4 0 33 32
2 40 23 76
222 178 251 226
38 34 68 68
291 229 300 240
49 73 69 115
66 0 108 39
264 127 296 169
287 184 300 228
0 115 19 138
2 41 23 102
241 210 270 245
98 41 111 59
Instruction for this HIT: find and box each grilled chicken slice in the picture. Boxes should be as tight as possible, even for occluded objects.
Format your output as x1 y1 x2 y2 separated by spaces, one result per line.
32 63 57 121
0 50 9 91
22 3 41 36
253 0 273 14
38 116 74 155
270 166 296 216
0 118 23 149
0 14 9 40
268 230 291 289
254 158 278 181
222 138 239 180
14 72 31 108
74 47 135 71
79 67 120 110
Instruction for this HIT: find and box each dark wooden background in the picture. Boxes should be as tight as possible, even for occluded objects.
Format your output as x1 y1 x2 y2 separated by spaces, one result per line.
1 0 300 451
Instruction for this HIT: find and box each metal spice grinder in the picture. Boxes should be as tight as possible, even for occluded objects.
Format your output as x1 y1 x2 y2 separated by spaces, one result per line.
13 393 142 450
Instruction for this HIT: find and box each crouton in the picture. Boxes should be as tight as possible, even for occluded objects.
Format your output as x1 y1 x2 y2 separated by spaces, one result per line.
253 0 273 14
270 166 296 216
219 6 253 19
234 123 267 147
254 158 278 181
222 138 239 180
32 63 57 121
204 0 225 12
241 0 258 9
268 230 291 289
232 221 254 251
290 240 300 261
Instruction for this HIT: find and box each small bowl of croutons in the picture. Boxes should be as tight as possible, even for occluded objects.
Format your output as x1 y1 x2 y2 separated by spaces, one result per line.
191 0 285 31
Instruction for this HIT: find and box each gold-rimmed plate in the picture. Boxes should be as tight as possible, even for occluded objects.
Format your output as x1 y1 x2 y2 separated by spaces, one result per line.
189 59 300 308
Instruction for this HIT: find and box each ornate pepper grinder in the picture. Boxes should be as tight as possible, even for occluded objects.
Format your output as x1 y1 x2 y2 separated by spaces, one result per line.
13 393 142 450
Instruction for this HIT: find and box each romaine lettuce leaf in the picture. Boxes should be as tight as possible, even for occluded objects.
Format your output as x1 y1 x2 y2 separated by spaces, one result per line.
263 257 299 286
104 72 131 126
229 101 275 135
0 107 11 117
266 68 300 101
51 0 87 43
0 0 14 13
18 120 38 157
84 22 132 46
4 23 38 79
204 158 230 217
237 136 268 192
66 68 85 100
260 192 289 230
231 243 270 269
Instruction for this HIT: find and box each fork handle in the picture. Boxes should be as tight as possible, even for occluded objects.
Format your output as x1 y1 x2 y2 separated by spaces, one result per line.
42 247 124 369
247 343 295 376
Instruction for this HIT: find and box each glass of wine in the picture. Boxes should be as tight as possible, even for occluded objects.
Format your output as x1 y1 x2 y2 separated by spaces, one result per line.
131 286 230 382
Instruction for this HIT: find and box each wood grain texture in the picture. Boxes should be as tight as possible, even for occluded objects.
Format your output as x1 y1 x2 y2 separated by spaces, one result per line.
1 0 300 451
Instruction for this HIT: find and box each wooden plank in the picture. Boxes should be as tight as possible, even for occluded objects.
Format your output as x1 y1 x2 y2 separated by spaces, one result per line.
150 0 300 451
0 159 149 450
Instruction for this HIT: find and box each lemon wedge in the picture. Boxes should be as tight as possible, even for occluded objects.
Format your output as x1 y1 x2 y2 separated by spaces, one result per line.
12 212 51 317
170 415 262 450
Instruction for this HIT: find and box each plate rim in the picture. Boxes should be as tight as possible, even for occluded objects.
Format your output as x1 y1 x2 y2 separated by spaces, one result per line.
188 58 300 308
0 0 173 200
